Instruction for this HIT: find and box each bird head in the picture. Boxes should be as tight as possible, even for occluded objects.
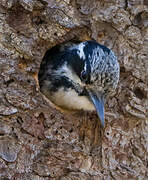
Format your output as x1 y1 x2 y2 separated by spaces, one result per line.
39 40 120 128
63 40 119 127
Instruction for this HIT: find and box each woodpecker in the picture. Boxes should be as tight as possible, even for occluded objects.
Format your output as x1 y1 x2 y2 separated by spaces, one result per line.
38 40 120 128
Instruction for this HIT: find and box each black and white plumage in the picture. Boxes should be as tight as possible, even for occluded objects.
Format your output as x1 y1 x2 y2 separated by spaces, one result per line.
38 40 120 127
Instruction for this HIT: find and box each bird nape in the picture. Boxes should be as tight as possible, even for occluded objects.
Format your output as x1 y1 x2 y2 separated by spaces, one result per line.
38 40 120 128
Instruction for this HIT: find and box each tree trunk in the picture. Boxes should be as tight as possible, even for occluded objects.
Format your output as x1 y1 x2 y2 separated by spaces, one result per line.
0 0 147 179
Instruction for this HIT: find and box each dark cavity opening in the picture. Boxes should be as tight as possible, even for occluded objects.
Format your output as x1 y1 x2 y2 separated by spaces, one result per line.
134 87 145 100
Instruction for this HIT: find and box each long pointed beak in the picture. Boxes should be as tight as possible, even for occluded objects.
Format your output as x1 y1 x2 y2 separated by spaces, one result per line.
89 92 105 128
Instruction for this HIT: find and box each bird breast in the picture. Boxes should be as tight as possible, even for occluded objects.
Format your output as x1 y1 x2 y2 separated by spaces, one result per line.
49 87 95 111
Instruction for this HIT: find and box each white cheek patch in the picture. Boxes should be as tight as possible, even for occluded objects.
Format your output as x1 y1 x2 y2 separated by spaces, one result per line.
50 88 95 111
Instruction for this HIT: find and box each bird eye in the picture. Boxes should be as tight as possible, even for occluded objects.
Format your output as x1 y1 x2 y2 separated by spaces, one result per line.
106 78 110 83
81 70 88 81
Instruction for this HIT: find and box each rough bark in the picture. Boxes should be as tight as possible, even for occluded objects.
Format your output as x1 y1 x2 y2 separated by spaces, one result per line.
0 0 148 179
